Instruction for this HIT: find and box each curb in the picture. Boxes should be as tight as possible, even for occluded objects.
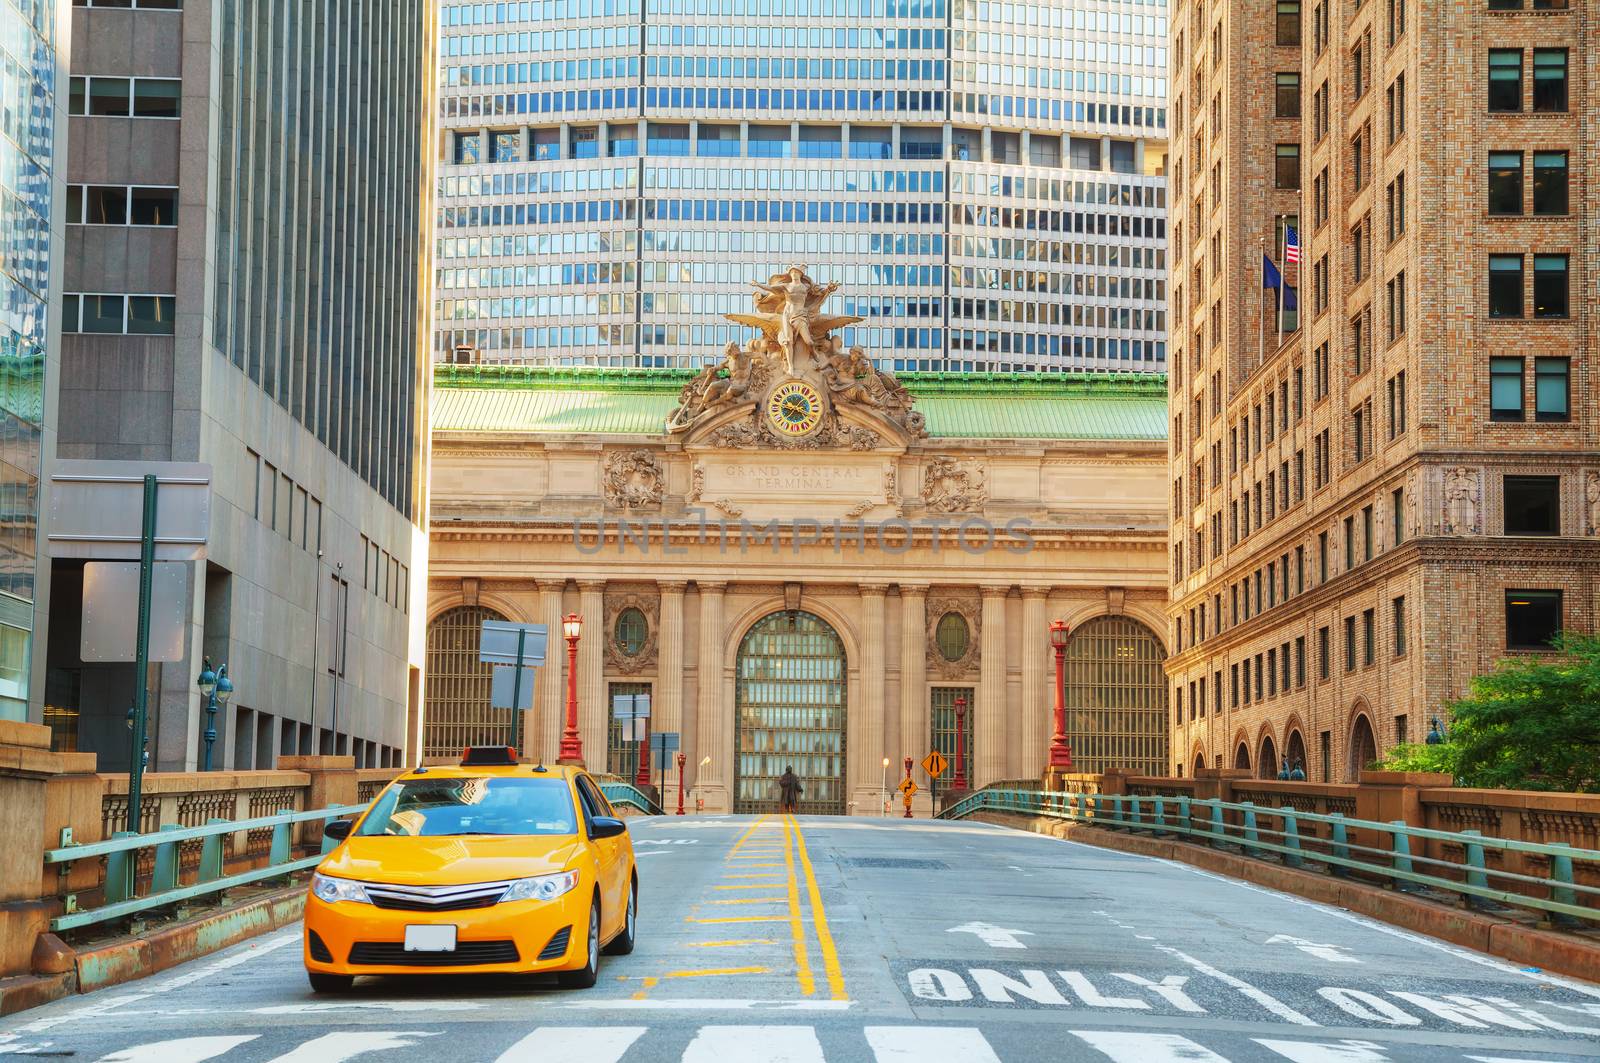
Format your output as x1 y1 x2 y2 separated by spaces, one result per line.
72 887 306 995
0 971 75 1017
973 810 1600 984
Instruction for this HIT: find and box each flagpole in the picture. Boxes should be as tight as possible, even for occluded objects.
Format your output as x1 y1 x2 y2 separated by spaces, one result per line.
1277 218 1286 350
1258 236 1266 368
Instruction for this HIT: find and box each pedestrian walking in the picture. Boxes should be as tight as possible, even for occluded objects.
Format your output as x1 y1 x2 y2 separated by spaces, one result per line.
778 766 803 813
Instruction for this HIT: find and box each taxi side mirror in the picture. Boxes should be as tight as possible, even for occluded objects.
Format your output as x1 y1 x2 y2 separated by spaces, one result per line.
589 816 627 840
323 819 353 843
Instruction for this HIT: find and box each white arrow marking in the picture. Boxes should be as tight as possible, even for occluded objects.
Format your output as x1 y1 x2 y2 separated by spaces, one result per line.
94 1036 259 1063
1265 934 1362 964
946 922 1034 949
264 1031 436 1063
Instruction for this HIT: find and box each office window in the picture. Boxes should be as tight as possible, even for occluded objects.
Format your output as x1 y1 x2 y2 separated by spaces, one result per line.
1490 357 1525 421
1318 625 1331 680
1533 255 1568 318
1350 310 1368 373
62 293 175 335
1386 272 1406 339
1352 127 1367 190
1505 590 1561 649
1388 0 1406 43
1295 637 1306 687
1386 74 1405 142
454 132 481 164
1363 608 1376 667
1393 597 1407 658
1387 370 1407 438
1318 530 1329 581
1532 152 1568 215
1277 0 1302 46
1276 144 1300 189
1313 1 1327 53
492 131 520 163
1488 50 1522 112
1344 515 1356 569
78 185 126 224
1344 616 1357 672
1387 172 1406 240
1504 476 1560 536
1230 663 1240 709
1363 505 1375 561
1276 73 1302 117
1488 255 1524 318
1533 50 1568 112
1392 486 1404 545
1352 406 1367 464
1351 38 1368 99
1535 357 1569 422
1487 152 1522 215
1314 82 1329 141
1313 341 1329 399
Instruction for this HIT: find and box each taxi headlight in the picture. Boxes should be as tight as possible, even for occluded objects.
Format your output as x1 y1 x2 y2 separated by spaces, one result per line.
500 870 580 903
311 873 371 905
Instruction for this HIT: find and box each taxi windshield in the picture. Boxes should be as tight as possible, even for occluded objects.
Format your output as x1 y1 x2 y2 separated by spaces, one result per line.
356 776 577 837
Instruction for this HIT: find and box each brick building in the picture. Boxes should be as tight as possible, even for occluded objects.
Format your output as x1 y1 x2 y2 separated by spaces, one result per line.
1164 0 1597 781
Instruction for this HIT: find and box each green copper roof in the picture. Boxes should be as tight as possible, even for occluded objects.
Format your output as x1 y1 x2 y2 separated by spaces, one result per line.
432 365 1168 441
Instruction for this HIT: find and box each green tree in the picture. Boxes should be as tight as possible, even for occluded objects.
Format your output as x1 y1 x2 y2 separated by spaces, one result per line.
1381 634 1600 792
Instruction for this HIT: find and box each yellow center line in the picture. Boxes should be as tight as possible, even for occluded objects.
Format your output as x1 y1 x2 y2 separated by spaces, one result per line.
790 814 847 1001
714 883 788 890
664 966 769 979
630 975 659 1000
780 814 816 997
685 914 792 924
723 873 786 880
690 939 780 947
711 896 788 905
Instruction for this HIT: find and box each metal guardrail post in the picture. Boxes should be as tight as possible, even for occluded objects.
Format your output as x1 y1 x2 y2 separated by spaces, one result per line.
1328 814 1350 877
1280 807 1304 869
103 830 139 904
269 808 294 883
150 824 182 895
1550 846 1580 929
1153 797 1168 835
1390 820 1426 894
1208 799 1226 849
1176 795 1191 836
198 818 227 885
1240 802 1260 857
1460 830 1497 911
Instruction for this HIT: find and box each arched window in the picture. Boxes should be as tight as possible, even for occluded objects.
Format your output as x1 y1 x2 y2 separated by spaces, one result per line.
1063 616 1169 775
425 605 509 759
1258 734 1279 779
1348 714 1378 782
1235 743 1252 771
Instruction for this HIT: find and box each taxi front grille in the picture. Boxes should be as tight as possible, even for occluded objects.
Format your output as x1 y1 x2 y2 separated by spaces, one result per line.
363 881 511 912
347 940 520 967
537 926 571 960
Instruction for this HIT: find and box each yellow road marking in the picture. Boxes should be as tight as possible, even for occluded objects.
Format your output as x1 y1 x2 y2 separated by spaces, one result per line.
690 939 779 947
630 975 659 1000
711 896 787 905
790 814 847 1001
737 862 782 868
723 874 785 880
780 814 816 997
714 883 786 890
664 966 769 979
685 915 791 924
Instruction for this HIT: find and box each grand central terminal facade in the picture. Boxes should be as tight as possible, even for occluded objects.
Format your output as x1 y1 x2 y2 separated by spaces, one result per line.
424 270 1172 814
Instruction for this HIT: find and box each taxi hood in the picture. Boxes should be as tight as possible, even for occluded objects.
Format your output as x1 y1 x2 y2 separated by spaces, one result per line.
319 834 584 886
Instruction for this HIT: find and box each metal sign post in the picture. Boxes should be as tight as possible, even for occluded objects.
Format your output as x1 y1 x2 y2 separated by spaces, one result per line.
480 621 547 756
127 475 157 833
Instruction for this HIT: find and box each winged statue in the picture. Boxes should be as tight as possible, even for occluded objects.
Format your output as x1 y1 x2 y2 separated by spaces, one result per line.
725 265 863 374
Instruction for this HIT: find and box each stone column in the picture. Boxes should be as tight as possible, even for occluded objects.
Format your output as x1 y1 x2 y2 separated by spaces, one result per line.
1019 588 1049 779
852 584 889 815
694 582 728 810
655 581 686 794
978 584 1010 787
898 584 928 812
578 581 606 772
536 579 567 763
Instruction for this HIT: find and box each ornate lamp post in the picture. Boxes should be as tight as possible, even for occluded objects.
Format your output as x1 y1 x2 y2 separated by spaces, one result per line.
198 657 233 772
902 755 914 818
675 751 687 815
1048 620 1074 771
558 613 584 764
952 694 969 791
635 710 653 790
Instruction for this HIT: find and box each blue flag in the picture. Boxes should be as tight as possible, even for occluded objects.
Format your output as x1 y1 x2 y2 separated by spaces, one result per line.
1262 253 1298 311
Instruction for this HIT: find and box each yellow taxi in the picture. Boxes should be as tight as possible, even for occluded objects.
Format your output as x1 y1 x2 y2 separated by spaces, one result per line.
302 747 636 992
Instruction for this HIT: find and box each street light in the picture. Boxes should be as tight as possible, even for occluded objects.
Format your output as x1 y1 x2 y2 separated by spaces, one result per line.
1048 620 1074 771
881 756 890 816
952 694 969 791
558 613 584 764
199 657 233 772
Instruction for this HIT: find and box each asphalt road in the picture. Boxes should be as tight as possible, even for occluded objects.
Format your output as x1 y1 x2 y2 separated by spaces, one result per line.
4 815 1598 1062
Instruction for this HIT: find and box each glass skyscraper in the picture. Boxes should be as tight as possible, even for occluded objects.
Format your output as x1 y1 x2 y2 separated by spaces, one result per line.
0 0 59 719
435 0 1170 373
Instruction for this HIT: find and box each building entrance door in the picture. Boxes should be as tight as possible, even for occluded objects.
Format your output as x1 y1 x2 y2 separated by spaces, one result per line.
734 610 847 814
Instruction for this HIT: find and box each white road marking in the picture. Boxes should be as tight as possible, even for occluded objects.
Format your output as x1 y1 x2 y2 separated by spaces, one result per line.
1255 1038 1393 1062
248 1000 486 1015
93 1036 258 1063
1153 946 1319 1026
682 1025 824 1063
263 1031 436 1062
864 1026 1001 1063
1477 995 1600 1035
493 1026 646 1062
1316 988 1421 1026
971 968 1069 1005
1387 992 1539 1031
1071 1030 1229 1061
1059 971 1150 1010
558 998 855 1011
1467 1057 1573 1063
1112 973 1205 1013
907 968 972 1002
1265 934 1361 964
946 922 1034 949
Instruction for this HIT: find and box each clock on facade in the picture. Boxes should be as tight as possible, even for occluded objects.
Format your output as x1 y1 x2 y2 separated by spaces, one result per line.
765 380 825 437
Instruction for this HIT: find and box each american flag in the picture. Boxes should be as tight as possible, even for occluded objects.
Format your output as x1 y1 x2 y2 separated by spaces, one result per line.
1284 225 1301 265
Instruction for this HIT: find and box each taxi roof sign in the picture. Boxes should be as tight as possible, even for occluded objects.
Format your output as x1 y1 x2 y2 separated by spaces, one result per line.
460 745 520 766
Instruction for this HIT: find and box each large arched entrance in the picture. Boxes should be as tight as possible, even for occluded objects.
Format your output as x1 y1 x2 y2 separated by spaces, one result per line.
734 610 848 814
1258 734 1279 779
1348 713 1378 782
1063 616 1168 775
424 605 509 759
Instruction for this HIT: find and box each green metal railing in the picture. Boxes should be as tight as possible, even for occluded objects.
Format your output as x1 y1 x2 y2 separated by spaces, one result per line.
939 789 1600 926
45 804 365 933
599 780 665 815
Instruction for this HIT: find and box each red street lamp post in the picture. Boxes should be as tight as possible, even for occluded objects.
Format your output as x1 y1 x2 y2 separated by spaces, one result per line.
902 755 914 819
675 751 687 815
634 711 651 790
557 613 584 764
952 694 969 791
1048 619 1075 770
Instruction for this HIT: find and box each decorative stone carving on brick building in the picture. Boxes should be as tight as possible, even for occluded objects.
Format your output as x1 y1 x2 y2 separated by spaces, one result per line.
1406 473 1421 538
603 587 660 674
1586 472 1600 535
602 450 665 510
1443 466 1480 536
922 456 988 513
926 593 981 678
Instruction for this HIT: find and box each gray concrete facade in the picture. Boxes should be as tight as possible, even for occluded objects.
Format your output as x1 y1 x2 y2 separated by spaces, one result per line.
46 0 433 771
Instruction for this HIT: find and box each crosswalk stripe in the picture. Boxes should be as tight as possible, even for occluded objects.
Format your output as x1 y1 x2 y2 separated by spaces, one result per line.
493 1026 646 1062
864 1026 1001 1063
682 1025 825 1063
1071 1030 1230 1062
1255 1039 1394 1062
263 1031 436 1063
94 1036 259 1063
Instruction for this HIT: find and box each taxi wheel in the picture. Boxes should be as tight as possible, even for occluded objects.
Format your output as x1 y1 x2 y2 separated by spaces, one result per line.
557 892 601 989
604 877 637 956
307 971 353 994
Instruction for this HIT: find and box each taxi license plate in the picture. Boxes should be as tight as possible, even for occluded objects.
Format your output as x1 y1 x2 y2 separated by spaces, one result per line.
403 925 457 952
